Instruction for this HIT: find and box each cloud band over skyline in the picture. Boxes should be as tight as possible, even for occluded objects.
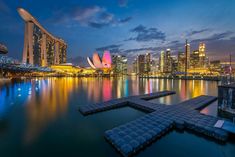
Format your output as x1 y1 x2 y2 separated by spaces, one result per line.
0 0 235 62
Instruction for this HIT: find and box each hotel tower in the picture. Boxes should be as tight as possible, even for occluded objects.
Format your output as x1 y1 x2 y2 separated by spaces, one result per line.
17 8 67 66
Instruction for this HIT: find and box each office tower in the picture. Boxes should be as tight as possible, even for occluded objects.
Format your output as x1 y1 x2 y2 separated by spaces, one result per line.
145 53 151 73
18 8 67 66
137 55 145 75
112 55 128 74
160 51 165 73
190 50 200 68
132 59 138 73
171 55 178 74
199 42 206 68
210 60 221 74
178 52 185 72
185 40 190 71
164 49 172 73
150 58 158 73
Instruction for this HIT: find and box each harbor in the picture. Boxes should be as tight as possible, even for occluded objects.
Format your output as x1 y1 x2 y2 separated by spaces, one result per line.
0 77 235 157
1 1 235 157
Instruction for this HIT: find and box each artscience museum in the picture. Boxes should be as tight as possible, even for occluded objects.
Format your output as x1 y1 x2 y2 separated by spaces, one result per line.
87 51 112 70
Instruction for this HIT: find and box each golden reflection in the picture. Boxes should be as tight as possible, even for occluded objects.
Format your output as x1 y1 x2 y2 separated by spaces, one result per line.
86 78 102 102
145 79 152 94
24 77 75 144
131 76 139 95
21 77 219 144
117 78 122 98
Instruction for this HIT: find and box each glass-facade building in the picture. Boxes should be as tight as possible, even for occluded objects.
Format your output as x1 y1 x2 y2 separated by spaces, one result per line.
112 55 128 75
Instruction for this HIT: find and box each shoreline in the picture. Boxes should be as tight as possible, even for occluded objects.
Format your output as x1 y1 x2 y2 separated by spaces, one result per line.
0 75 224 81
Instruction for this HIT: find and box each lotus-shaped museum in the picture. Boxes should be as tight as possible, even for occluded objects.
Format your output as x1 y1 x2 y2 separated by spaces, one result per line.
87 51 112 69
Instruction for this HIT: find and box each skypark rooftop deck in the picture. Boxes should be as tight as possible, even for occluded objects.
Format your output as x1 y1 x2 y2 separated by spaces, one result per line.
79 91 235 157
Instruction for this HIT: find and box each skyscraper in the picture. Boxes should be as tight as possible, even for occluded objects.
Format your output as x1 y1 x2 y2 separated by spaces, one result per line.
190 50 200 69
185 40 190 74
137 55 145 75
145 53 151 73
18 8 67 66
171 55 178 74
160 51 165 73
210 60 221 74
112 55 128 75
178 52 185 72
132 59 138 73
164 49 172 73
199 42 206 68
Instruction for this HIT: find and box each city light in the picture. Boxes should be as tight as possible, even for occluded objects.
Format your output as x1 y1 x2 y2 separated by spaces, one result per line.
0 1 235 157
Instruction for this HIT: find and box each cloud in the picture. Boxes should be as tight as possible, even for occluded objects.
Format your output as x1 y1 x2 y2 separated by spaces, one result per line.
230 36 235 40
93 29 235 62
191 31 233 43
119 17 132 23
95 44 162 58
73 6 102 22
187 28 211 36
50 5 132 28
127 25 166 42
96 44 122 51
123 47 160 53
170 40 180 44
88 22 109 29
118 0 128 7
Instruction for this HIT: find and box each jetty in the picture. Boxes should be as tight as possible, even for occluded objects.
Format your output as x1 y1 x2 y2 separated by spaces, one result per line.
79 91 175 115
79 91 235 157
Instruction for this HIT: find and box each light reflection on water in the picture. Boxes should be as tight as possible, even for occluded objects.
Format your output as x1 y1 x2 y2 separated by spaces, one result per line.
0 77 233 157
0 77 218 138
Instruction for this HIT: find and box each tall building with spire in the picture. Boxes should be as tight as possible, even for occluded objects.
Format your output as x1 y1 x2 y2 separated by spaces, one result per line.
18 8 67 66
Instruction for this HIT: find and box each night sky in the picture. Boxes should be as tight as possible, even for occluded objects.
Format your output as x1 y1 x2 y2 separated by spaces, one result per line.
0 0 235 64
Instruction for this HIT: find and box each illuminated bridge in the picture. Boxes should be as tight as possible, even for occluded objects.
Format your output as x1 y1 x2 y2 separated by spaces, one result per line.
0 56 53 74
17 8 67 67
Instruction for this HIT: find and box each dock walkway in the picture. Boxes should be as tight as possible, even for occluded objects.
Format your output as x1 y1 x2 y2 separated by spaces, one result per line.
79 91 235 157
79 91 175 115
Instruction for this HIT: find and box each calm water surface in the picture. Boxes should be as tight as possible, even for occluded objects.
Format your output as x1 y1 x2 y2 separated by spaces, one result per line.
0 77 234 157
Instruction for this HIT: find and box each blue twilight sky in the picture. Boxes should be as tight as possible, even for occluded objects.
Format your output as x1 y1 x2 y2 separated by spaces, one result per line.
0 0 235 63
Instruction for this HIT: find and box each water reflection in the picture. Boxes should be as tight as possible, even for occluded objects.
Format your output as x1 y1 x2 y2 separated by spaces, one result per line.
0 77 219 144
24 78 74 143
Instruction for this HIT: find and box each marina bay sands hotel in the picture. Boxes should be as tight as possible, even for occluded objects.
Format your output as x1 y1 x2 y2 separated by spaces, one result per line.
17 8 67 66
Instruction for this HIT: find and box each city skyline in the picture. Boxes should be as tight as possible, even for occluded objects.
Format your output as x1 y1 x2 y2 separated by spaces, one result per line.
0 0 235 63
0 1 235 156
